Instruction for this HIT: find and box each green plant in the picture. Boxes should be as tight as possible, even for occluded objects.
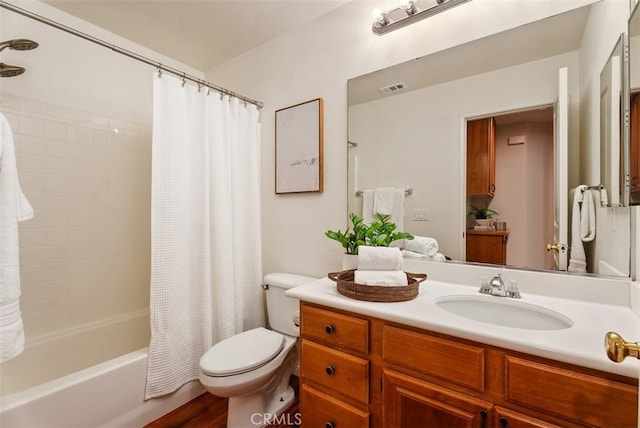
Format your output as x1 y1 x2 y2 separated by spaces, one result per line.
325 213 414 255
469 205 499 220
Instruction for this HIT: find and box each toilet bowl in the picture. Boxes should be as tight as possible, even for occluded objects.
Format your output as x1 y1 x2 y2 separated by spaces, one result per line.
198 273 316 428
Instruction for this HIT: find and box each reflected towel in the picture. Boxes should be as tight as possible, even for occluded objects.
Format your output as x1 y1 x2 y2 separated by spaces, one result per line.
580 189 596 242
401 249 447 262
357 246 404 271
404 236 439 257
354 270 408 286
568 185 587 273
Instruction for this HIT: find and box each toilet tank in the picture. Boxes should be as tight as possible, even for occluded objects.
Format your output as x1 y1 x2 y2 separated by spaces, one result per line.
264 273 316 337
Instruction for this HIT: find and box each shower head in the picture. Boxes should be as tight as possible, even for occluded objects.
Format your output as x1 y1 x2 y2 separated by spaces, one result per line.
0 63 26 77
0 39 39 53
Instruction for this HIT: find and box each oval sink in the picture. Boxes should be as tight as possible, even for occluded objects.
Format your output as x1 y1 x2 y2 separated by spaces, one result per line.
435 295 573 331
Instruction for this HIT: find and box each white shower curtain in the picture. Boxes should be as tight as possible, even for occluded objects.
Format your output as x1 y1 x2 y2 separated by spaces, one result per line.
145 74 264 399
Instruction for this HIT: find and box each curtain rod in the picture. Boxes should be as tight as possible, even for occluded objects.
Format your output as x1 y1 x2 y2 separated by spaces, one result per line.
0 1 264 109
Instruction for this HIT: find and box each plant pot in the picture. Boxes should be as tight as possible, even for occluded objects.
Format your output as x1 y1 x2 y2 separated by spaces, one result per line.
474 219 492 228
342 254 359 270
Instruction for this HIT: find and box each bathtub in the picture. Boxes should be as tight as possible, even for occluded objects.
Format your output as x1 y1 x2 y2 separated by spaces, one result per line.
0 348 205 427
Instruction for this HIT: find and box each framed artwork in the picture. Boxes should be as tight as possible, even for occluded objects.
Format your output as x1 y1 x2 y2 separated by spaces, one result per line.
275 98 324 194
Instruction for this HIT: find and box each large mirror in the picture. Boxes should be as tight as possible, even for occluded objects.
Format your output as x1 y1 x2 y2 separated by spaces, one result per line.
628 1 640 204
348 4 631 277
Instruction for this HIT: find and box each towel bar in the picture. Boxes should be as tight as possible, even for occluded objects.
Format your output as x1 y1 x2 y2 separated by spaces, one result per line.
355 188 413 197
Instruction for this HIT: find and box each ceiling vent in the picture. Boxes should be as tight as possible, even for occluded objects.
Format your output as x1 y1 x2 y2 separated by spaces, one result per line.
379 82 407 94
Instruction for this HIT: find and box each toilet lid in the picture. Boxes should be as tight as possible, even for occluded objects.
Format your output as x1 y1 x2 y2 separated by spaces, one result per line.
200 327 285 376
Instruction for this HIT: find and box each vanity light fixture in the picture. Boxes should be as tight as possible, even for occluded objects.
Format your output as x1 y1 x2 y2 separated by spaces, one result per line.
372 0 471 35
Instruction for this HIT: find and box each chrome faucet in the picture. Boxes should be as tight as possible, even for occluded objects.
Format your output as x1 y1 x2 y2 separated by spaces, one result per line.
479 274 521 298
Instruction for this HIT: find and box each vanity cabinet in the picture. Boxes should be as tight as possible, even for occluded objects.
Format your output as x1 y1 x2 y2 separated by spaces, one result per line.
466 229 509 265
299 302 638 428
631 92 639 193
467 117 496 197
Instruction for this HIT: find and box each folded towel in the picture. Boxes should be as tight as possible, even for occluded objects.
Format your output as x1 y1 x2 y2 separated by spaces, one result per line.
401 249 447 262
404 236 438 256
354 270 408 286
358 246 403 271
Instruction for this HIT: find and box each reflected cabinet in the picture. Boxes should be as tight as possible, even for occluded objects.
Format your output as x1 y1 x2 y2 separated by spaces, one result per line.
467 117 496 197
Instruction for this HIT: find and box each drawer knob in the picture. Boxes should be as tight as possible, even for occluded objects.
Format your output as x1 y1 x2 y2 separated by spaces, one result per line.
499 416 508 427
605 331 640 362
325 365 335 376
325 422 335 428
325 324 335 334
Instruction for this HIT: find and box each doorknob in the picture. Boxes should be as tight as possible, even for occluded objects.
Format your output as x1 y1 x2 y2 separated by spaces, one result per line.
546 243 560 252
604 331 640 362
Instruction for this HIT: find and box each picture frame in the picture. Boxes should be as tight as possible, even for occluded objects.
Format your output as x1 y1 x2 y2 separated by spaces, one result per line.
275 98 324 194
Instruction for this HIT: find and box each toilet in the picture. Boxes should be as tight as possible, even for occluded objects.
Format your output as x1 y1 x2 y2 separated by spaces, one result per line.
198 273 315 428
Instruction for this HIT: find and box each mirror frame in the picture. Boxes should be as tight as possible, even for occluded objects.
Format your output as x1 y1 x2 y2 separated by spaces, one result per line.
626 1 640 205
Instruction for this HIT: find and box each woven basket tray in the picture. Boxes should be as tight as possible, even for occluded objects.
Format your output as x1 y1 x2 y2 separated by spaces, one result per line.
327 269 427 302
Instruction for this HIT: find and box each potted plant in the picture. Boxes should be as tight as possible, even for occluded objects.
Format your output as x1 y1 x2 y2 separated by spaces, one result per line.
325 213 414 255
469 205 499 227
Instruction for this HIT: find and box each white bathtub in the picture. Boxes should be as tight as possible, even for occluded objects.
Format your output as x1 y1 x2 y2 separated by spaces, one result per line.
0 349 205 428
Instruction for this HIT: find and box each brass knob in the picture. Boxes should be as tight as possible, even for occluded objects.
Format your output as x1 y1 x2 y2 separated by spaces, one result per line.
546 243 560 252
605 331 640 362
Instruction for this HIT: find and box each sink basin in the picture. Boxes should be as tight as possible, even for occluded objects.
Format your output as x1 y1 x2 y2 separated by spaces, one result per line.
435 295 573 331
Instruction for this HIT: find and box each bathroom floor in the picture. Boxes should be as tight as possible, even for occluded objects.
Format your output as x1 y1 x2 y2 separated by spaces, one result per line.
145 377 300 427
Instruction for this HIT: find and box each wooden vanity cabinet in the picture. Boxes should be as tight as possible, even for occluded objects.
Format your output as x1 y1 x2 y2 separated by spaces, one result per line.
630 92 639 194
467 117 496 197
466 229 509 265
299 302 638 428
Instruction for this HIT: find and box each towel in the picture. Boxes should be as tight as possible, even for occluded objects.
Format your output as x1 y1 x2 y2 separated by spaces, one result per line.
0 112 34 363
580 189 596 242
568 186 587 273
401 249 447 262
357 246 404 271
404 236 439 257
354 270 408 286
599 187 608 207
362 187 405 230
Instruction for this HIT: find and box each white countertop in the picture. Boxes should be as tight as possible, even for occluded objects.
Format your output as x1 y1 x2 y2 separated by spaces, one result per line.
287 277 640 379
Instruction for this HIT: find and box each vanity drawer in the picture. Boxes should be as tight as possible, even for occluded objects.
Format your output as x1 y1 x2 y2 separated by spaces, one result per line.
301 384 369 428
301 304 369 354
382 325 485 392
504 356 638 427
301 339 369 405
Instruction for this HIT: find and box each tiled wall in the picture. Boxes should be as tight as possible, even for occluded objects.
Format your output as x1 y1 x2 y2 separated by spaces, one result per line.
0 93 151 394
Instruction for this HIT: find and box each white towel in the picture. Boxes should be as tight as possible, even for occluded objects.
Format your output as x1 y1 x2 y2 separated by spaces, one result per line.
0 112 34 363
404 236 439 257
362 189 376 225
362 187 405 230
357 246 404 271
568 186 587 273
354 270 408 286
580 189 596 242
599 187 609 207
401 249 447 262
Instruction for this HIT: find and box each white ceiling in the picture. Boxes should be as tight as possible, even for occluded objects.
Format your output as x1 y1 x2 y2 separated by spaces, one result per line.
42 0 350 71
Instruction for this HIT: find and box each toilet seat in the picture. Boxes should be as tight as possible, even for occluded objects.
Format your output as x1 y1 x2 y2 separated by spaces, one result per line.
200 327 285 377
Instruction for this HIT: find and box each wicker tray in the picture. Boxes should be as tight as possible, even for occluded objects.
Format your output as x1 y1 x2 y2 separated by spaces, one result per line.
327 269 427 302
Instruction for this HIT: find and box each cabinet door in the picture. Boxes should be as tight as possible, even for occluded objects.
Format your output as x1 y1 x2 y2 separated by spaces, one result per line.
630 92 639 194
466 233 507 264
467 117 496 197
383 369 493 428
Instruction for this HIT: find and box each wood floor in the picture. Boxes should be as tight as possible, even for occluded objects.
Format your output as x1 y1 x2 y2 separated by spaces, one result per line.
145 377 300 428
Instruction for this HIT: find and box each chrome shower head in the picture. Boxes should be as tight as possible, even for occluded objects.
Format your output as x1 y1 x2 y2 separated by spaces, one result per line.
0 39 39 53
0 63 26 77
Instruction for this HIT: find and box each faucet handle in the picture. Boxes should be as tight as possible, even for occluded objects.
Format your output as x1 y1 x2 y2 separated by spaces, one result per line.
479 276 492 294
507 279 521 298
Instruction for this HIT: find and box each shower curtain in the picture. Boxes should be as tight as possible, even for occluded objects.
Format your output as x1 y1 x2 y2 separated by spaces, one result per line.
145 74 264 399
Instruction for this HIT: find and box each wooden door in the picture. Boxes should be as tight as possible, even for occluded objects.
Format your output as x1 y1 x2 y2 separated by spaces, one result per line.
467 117 496 197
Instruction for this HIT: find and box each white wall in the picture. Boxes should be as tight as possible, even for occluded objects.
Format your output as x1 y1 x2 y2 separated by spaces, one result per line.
208 0 598 277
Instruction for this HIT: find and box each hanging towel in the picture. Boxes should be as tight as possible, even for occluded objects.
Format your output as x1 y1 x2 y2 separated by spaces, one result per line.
362 189 376 225
580 189 596 242
568 185 587 273
0 112 34 363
